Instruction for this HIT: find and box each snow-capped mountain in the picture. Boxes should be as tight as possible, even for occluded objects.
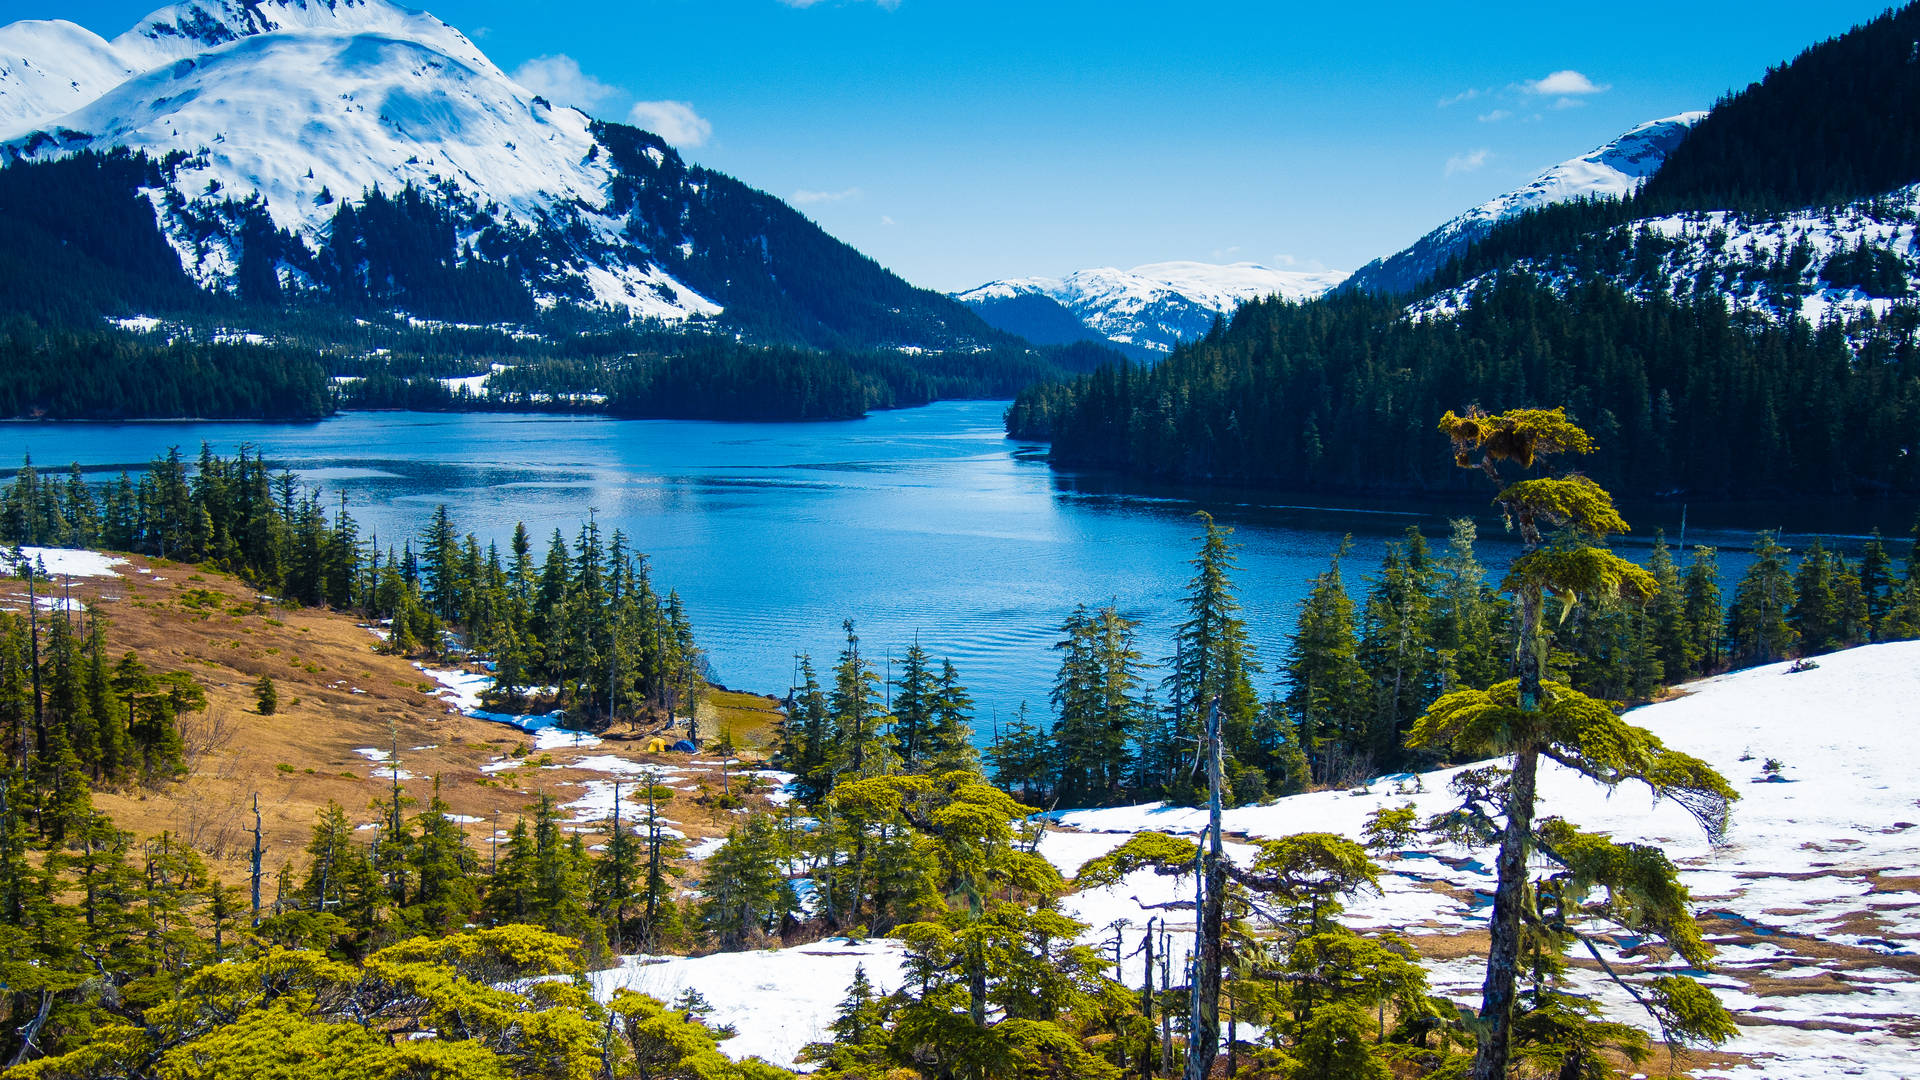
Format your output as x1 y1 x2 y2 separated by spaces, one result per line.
0 0 997 347
1345 112 1707 296
1414 182 1920 328
958 261 1349 355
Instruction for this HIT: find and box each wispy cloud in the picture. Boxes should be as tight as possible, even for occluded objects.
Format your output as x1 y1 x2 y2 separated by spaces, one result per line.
1437 87 1483 108
628 101 713 148
511 54 620 110
1445 148 1491 176
1477 109 1512 124
791 187 864 205
1522 69 1609 96
880 215 897 227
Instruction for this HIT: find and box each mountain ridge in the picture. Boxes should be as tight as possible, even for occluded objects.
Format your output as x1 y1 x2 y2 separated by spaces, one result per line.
1343 111 1706 297
958 260 1349 356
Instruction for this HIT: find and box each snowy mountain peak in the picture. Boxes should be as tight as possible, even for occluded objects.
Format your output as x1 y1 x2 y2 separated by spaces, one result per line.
0 0 725 323
114 0 488 71
1345 112 1707 296
958 260 1349 355
1470 111 1706 224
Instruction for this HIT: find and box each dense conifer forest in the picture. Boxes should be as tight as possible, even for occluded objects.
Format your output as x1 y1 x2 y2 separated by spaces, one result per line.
1007 276 1920 496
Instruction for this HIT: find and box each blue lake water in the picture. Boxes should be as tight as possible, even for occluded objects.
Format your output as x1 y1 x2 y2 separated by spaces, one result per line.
0 402 1897 728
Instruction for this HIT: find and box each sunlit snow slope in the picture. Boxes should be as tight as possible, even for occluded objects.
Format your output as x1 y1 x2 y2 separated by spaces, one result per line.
1346 112 1707 296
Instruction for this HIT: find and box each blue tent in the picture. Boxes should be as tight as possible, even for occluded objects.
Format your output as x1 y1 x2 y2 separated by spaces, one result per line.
670 739 698 753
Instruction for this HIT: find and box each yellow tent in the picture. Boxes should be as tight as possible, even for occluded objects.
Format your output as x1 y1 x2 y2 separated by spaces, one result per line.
643 736 669 753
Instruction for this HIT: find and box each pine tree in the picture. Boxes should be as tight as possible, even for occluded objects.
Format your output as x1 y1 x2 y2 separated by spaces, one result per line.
1787 538 1840 655
1645 533 1691 682
1860 529 1898 640
1430 518 1507 692
700 813 793 950
1357 529 1438 767
255 672 278 716
826 620 892 783
1420 407 1737 1080
924 659 980 774
892 639 936 769
1167 512 1260 784
1726 531 1797 665
1681 546 1725 674
1287 544 1370 784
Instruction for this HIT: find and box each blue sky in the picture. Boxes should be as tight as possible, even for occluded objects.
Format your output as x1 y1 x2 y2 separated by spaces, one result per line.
47 0 1901 291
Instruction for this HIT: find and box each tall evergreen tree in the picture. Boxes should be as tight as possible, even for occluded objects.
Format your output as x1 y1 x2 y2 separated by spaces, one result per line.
1726 531 1797 665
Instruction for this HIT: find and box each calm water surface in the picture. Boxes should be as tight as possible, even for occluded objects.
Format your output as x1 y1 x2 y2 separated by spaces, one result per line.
2 403 1898 727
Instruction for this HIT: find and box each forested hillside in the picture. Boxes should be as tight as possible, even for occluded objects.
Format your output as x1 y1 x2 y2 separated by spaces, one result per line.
1007 277 1920 496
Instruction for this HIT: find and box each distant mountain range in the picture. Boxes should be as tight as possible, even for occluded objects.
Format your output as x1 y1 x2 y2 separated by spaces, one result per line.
957 262 1348 357
958 115 1705 356
0 0 1005 351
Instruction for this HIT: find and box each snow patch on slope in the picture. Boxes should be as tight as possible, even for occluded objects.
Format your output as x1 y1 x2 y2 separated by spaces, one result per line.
1415 183 1920 327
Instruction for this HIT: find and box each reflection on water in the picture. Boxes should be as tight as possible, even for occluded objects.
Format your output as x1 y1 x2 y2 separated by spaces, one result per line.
2 403 1907 730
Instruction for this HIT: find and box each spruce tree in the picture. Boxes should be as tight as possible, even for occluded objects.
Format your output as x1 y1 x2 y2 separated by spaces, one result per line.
1680 545 1725 677
1286 545 1369 784
924 659 980 773
1430 518 1506 692
1357 530 1438 767
1167 513 1260 782
1726 531 1797 665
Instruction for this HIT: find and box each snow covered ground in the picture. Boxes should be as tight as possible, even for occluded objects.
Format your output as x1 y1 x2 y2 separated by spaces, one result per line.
5 546 127 578
1050 643 1920 1079
583 644 1920 1076
592 940 910 1070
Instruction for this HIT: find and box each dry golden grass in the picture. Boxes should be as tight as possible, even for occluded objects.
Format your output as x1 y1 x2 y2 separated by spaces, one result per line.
35 554 785 889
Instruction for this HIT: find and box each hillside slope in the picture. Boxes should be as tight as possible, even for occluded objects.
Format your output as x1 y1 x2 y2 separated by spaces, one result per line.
0 0 1006 351
1344 112 1704 297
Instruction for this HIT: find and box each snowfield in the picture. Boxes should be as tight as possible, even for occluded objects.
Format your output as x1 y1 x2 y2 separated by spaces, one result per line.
593 940 910 1070
586 644 1920 1076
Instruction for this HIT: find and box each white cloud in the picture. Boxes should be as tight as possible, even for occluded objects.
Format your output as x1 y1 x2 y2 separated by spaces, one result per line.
1437 87 1483 108
791 187 864 205
880 215 897 227
1477 109 1512 124
628 101 713 148
1445 148 1491 176
1522 69 1609 96
511 54 619 110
